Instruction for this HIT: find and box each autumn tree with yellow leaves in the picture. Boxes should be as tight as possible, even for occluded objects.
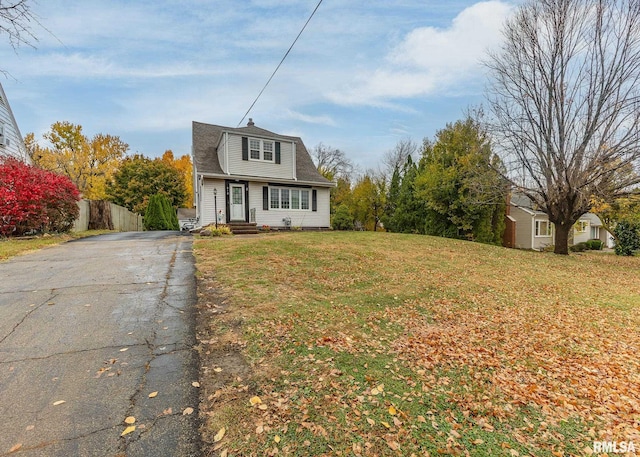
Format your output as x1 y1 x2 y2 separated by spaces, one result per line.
160 150 193 207
26 121 128 200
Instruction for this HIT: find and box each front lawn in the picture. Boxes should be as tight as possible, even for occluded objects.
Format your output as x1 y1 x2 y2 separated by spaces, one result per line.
194 232 640 456
0 231 112 261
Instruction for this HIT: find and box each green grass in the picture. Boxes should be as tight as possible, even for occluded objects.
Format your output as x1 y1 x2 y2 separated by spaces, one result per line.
0 230 113 261
195 231 640 456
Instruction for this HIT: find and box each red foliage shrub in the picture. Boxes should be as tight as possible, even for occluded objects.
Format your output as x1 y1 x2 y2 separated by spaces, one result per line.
0 158 80 237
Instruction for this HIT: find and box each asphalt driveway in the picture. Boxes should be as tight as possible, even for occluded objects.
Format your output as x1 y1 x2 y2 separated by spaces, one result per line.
0 231 201 457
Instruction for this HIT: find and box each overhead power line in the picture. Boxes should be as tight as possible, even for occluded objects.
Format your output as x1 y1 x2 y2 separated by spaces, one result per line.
237 0 323 127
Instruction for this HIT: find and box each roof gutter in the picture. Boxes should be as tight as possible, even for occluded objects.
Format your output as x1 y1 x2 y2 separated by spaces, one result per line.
197 171 336 188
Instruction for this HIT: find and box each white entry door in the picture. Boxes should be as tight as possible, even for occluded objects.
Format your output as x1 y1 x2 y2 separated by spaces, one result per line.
230 184 245 221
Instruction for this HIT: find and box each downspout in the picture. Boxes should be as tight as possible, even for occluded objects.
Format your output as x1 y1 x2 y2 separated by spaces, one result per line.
531 214 535 250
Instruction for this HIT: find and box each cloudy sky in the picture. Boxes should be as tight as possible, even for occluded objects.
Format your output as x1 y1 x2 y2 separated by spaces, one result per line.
1 0 518 171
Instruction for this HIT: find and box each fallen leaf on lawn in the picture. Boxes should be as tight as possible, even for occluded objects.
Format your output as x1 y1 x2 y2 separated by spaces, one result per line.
386 440 400 450
417 415 426 423
214 427 226 442
214 367 223 372
381 421 391 429
192 381 200 388
9 443 22 452
274 435 281 443
220 450 228 457
258 404 268 410
510 450 520 457
121 425 136 436
473 439 484 445
119 348 128 352
53 400 66 406
148 391 158 398
183 407 194 415
388 405 397 415
256 424 264 434
124 416 135 425
249 396 262 405
371 388 380 395
366 418 375 426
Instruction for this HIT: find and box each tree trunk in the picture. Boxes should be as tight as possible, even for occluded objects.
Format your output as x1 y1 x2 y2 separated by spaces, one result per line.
88 200 114 230
554 221 571 255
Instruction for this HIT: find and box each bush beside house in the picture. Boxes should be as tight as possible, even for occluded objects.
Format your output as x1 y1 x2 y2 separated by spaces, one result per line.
614 221 640 256
0 158 80 237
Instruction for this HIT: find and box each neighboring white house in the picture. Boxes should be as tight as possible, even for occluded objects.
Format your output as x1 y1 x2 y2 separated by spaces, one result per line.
192 119 334 231
0 82 29 163
507 194 614 250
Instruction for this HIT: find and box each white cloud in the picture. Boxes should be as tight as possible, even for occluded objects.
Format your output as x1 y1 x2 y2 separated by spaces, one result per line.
327 1 513 106
282 109 337 127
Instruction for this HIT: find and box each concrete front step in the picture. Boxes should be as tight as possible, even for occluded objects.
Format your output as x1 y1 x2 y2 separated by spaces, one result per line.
228 222 259 235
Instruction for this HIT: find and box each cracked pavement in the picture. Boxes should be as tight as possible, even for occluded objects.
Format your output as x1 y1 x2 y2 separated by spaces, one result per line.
0 231 201 457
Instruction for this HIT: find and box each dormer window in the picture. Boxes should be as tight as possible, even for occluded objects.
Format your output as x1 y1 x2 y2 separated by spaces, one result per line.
242 136 281 164
249 138 274 162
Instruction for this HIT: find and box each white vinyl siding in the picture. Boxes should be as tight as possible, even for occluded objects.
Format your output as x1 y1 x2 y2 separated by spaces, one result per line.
573 219 591 244
226 134 294 179
0 100 28 162
198 179 331 228
198 178 226 226
0 84 31 163
248 182 330 228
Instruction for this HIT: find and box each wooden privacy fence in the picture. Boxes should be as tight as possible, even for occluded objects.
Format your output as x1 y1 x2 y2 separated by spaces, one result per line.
73 200 144 232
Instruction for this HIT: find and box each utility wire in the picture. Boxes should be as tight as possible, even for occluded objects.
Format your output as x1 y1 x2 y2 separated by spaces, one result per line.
237 0 323 127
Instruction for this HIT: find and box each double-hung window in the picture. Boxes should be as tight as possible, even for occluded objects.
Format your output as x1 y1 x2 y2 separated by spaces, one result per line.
248 138 275 162
535 220 551 237
249 139 261 160
575 220 588 233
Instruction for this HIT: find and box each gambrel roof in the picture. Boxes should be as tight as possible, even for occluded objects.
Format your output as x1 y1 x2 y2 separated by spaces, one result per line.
192 120 332 186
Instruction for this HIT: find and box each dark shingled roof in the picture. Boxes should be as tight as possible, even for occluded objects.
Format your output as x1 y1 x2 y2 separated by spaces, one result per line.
192 121 333 186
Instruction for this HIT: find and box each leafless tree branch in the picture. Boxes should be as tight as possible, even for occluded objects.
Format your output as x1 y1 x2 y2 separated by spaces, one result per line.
486 0 640 254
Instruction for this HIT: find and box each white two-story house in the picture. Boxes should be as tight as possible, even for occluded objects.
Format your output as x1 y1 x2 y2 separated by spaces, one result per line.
192 119 334 231
0 82 29 163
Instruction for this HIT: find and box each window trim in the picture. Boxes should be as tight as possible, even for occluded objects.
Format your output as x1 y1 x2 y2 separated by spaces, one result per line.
535 220 552 237
575 220 588 233
248 137 275 163
269 187 311 211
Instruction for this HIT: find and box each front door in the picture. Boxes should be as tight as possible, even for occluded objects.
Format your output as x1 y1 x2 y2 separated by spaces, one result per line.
230 184 245 221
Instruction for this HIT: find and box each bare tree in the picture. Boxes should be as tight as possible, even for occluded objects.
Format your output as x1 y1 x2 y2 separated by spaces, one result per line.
486 0 640 254
312 143 354 180
1 0 37 49
379 138 418 183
